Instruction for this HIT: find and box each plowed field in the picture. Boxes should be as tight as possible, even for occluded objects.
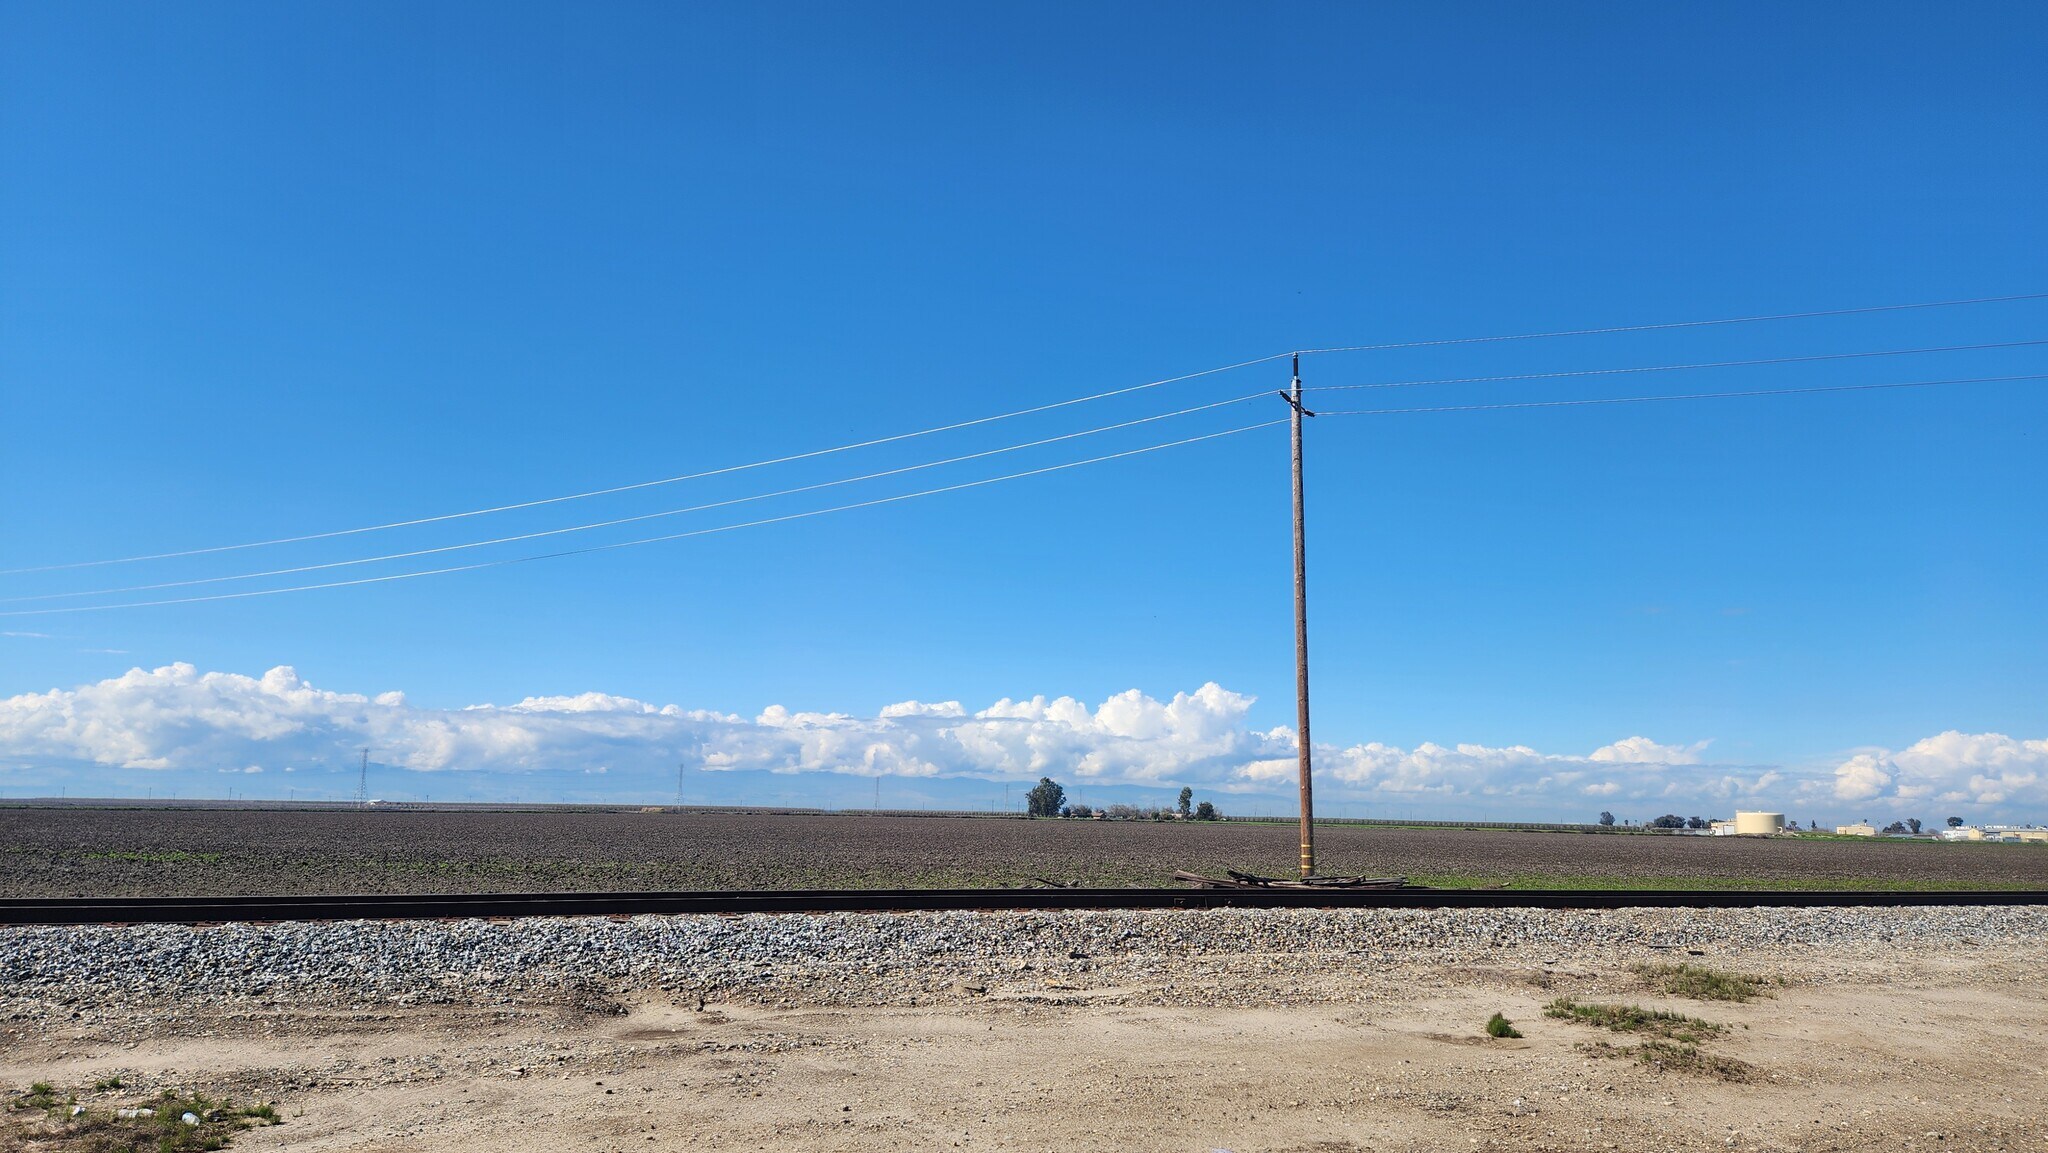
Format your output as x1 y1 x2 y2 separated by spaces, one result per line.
3 807 2044 896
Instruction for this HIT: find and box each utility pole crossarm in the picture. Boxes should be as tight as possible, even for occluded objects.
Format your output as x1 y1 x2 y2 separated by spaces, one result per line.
1276 390 1317 418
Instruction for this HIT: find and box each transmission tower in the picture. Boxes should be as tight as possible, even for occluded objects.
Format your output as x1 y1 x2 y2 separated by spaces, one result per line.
355 748 369 807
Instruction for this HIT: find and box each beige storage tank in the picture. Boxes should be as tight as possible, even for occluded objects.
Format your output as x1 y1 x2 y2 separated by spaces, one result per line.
1734 811 1785 836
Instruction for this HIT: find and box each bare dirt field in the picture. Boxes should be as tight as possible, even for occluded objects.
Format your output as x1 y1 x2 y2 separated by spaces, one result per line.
4 807 2046 897
4 907 2045 1153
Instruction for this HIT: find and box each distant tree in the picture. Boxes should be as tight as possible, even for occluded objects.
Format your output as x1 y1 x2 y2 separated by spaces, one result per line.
1194 801 1219 821
1648 814 1686 830
1026 777 1066 818
1947 816 1965 829
1178 787 1194 818
1685 816 1707 830
1598 811 1617 827
1907 817 1923 835
1106 803 1142 821
1881 820 1908 834
1062 803 1093 819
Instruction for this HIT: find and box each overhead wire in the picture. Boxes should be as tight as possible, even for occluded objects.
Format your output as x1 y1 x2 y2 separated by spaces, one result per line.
11 369 2043 616
9 289 2041 577
0 354 1295 576
24 333 2033 604
0 419 1292 617
1313 373 2048 417
1 391 1272 604
1300 339 2048 394
1294 290 2048 356
17 369 2045 617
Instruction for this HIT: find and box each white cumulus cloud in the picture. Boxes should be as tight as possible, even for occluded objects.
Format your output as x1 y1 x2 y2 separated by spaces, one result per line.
1823 732 2048 809
1831 753 1895 802
1590 736 1710 765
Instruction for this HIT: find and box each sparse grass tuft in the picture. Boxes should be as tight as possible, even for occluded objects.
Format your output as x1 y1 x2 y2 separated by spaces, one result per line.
1484 1012 1521 1039
1634 961 1772 1002
1575 1037 1754 1081
1572 1036 1753 1081
92 1076 123 1091
1543 997 1722 1043
1638 1039 1754 1080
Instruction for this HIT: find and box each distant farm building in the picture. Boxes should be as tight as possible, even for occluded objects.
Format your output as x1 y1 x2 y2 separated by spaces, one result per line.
1835 822 1877 836
1931 826 2044 844
1971 826 2048 844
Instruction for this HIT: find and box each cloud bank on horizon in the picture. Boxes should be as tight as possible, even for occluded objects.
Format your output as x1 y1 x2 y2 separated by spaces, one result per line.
2 663 2042 820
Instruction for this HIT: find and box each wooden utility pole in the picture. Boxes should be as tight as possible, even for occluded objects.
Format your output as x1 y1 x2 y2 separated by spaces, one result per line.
1279 354 1317 878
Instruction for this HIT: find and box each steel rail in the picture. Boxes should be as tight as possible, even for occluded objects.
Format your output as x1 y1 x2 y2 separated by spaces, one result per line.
2 887 2044 926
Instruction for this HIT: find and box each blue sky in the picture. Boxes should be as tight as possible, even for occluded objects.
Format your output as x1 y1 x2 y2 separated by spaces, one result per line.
3 3 2044 822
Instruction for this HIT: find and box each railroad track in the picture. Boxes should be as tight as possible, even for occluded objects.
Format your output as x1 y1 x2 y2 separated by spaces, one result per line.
3 887 2044 925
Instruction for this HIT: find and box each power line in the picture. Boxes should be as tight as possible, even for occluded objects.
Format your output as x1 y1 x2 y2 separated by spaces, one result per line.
1300 339 2048 394
11 289 2039 577
2 392 1270 604
1313 373 2047 417
0 418 1290 616
1295 290 2048 356
0 355 1293 576
15 369 2040 618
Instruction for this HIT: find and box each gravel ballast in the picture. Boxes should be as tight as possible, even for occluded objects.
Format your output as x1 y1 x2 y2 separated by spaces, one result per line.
6 905 2044 1013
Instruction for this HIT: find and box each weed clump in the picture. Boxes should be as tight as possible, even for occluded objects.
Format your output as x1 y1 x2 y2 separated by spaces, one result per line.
1484 1012 1521 1038
1577 1038 1755 1081
1633 961 1772 1002
1542 997 1722 1043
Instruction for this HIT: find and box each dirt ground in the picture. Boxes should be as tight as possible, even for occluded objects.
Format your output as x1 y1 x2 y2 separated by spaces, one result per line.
6 935 2045 1153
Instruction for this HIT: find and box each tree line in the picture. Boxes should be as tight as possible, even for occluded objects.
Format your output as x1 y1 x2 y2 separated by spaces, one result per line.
1025 778 1219 821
